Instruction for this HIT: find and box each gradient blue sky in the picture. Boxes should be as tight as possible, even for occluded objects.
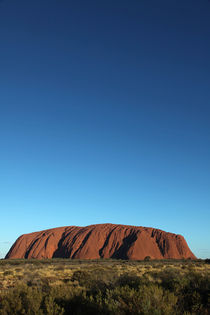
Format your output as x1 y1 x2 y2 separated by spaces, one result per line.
0 0 210 259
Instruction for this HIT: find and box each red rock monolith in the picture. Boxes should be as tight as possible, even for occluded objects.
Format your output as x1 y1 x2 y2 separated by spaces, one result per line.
5 224 196 260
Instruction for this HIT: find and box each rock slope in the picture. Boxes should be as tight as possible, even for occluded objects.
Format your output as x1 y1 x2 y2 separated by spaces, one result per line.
5 224 196 260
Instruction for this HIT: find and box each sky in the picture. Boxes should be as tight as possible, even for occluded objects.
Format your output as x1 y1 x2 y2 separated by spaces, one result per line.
0 0 209 259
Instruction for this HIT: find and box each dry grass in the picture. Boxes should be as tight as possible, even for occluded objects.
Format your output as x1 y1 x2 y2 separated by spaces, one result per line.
0 258 209 291
0 259 209 314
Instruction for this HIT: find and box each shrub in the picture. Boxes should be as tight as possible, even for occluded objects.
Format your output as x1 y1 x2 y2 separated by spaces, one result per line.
115 273 143 289
104 284 177 314
3 271 13 276
0 284 64 315
176 271 210 314
144 256 151 261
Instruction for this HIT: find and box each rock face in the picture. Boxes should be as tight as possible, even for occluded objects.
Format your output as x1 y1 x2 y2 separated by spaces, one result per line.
5 224 196 260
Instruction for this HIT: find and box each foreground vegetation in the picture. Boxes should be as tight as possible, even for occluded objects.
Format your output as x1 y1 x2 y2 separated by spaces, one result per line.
0 259 209 314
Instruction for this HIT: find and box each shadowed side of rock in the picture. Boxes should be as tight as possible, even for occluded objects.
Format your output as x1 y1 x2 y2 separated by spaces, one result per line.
5 224 196 260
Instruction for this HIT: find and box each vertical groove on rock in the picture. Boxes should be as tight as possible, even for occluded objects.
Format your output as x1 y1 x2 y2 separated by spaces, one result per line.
99 225 118 258
72 230 93 258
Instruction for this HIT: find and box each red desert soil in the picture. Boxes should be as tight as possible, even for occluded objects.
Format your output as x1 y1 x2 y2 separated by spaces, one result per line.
5 224 196 260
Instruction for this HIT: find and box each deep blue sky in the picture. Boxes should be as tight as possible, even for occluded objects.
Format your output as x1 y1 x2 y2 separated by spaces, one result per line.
0 0 209 258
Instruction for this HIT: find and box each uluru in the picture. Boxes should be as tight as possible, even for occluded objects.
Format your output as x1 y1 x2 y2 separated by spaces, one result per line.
5 224 196 260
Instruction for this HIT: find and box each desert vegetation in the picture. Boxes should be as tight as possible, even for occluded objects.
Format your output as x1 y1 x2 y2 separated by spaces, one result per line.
0 259 209 314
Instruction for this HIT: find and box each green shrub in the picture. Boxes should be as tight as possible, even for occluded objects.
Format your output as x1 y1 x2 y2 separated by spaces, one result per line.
3 271 13 276
103 284 177 314
144 256 151 261
115 273 143 289
0 284 64 315
176 271 210 314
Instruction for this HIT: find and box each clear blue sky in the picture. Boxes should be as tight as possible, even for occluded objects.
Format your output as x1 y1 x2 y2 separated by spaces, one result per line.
0 0 209 259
